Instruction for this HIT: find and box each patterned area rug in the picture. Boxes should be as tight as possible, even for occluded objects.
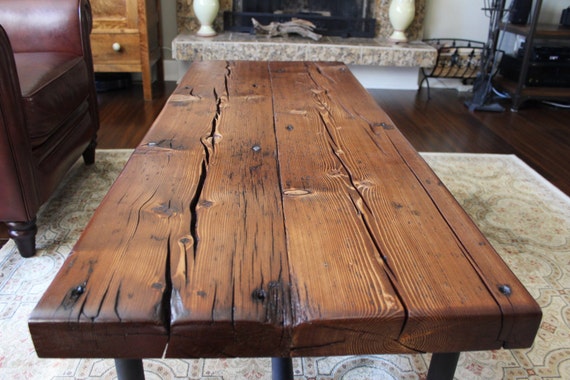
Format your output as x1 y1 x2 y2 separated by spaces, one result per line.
1 150 569 380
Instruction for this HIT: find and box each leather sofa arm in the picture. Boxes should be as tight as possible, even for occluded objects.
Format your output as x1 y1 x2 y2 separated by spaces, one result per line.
0 25 39 220
0 0 91 57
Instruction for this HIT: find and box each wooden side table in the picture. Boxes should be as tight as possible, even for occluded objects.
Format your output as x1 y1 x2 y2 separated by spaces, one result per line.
89 0 163 100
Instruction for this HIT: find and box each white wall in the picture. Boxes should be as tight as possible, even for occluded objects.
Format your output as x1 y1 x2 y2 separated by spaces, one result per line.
161 0 180 81
424 0 489 42
424 0 570 43
536 0 570 23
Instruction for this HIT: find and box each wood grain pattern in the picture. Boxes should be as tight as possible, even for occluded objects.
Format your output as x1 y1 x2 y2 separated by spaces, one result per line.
29 61 541 360
163 62 293 357
91 0 136 30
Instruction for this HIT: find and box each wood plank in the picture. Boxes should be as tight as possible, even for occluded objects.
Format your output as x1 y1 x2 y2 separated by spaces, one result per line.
270 61 536 354
28 152 173 357
28 61 230 358
382 127 542 349
337 64 544 349
269 62 406 356
324 63 541 348
166 61 292 357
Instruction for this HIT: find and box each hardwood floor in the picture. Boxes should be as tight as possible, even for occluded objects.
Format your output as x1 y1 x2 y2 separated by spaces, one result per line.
369 88 570 196
96 81 178 148
96 82 569 196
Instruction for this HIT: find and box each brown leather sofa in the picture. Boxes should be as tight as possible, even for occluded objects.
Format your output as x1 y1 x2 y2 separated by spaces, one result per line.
0 0 99 257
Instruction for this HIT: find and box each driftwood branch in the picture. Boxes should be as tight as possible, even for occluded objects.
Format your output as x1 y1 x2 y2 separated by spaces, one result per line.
252 18 322 41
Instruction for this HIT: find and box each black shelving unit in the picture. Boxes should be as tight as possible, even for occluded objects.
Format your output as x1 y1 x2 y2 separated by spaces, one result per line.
494 0 570 110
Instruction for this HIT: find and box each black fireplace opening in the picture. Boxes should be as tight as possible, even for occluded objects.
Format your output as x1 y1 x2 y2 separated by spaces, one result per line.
224 0 376 38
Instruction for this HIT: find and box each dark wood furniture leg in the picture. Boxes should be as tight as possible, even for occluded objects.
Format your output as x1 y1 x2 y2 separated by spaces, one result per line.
272 358 294 380
82 139 97 165
6 219 37 258
114 359 145 380
427 352 460 380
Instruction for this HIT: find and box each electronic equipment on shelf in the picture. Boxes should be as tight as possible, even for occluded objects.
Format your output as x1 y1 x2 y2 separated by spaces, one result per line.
500 51 570 87
517 45 570 63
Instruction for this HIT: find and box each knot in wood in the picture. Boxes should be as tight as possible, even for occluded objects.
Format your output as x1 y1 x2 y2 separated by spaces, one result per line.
355 179 374 189
153 203 178 217
179 237 192 245
283 189 311 197
391 201 404 210
328 168 344 177
198 200 214 208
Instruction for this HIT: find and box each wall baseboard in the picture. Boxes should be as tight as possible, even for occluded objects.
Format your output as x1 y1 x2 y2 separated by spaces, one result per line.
349 65 420 90
164 59 180 82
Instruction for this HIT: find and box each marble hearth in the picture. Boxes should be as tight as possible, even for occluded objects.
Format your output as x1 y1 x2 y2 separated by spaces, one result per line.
173 33 435 67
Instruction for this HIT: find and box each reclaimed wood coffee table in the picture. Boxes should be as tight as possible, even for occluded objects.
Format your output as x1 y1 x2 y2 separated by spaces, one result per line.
29 61 541 380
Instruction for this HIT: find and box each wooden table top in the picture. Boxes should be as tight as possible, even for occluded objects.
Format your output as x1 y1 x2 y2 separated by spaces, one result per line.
29 61 541 359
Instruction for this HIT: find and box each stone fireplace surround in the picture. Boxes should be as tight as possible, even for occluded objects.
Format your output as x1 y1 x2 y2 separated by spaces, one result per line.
177 0 426 40
172 0 436 88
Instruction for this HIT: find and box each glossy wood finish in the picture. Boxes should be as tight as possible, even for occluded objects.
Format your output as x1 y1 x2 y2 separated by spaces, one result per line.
29 62 540 361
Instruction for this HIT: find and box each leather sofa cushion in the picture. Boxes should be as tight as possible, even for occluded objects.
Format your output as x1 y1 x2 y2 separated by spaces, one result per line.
14 52 89 148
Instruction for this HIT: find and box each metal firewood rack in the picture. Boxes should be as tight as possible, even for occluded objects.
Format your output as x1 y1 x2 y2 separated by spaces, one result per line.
420 39 495 98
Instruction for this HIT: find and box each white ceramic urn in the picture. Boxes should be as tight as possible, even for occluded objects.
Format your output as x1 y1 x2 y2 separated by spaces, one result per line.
388 0 415 42
193 0 219 37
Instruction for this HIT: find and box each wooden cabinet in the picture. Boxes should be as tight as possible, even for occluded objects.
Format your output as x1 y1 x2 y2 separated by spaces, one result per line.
494 0 570 110
90 0 163 100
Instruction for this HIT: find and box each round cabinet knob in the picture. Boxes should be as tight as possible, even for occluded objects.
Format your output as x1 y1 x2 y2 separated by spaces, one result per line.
112 42 121 52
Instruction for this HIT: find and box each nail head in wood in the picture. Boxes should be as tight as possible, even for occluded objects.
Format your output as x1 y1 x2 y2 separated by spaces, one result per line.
498 285 512 296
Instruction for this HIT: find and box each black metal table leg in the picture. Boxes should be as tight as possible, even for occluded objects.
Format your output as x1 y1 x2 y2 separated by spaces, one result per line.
113 354 456 379
115 359 145 380
272 357 294 380
427 352 460 380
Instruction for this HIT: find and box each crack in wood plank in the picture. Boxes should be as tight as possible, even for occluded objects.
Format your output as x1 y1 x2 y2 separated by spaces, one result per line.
304 63 415 350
